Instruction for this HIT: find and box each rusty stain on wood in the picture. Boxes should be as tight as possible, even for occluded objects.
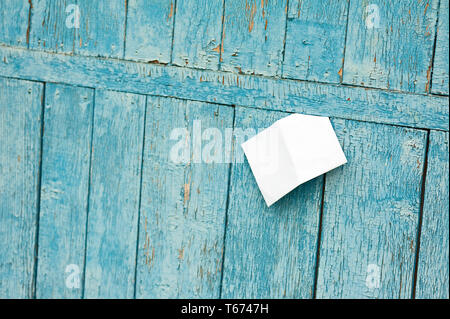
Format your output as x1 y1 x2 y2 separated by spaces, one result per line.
26 0 32 45
168 2 173 20
184 183 190 204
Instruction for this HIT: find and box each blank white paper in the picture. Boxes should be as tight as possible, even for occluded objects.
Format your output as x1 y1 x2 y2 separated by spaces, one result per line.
241 113 347 207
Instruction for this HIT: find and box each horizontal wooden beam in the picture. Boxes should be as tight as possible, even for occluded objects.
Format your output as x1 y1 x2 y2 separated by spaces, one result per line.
0 45 448 131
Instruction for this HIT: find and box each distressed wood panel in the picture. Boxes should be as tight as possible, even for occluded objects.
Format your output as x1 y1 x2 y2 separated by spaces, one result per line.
221 108 323 298
76 0 126 58
221 0 287 76
135 97 233 298
317 120 427 298
343 0 439 93
416 131 449 299
35 84 93 298
172 0 223 69
29 0 77 53
0 0 30 47
84 90 145 298
29 0 126 57
431 0 449 95
125 0 175 63
0 77 43 298
283 0 349 83
2 47 448 131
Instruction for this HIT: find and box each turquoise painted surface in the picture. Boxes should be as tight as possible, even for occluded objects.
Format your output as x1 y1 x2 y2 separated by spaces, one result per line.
416 131 449 299
0 0 448 299
432 0 449 95
125 0 175 63
0 78 43 298
84 90 146 298
136 97 233 298
29 0 126 58
283 0 349 83
172 0 223 69
0 0 30 48
222 107 323 298
1 47 448 131
221 0 287 76
343 0 439 93
36 83 93 298
316 121 427 298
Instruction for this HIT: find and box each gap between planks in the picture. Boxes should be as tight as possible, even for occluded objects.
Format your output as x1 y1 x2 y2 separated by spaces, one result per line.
411 130 430 298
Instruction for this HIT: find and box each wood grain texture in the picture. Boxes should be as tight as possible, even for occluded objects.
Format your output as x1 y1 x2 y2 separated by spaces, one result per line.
1 47 448 131
135 97 233 298
221 0 287 76
125 0 175 63
76 0 126 58
415 131 449 299
84 90 145 298
29 0 126 58
0 77 43 298
29 0 77 53
221 108 323 298
172 0 223 70
0 0 30 47
431 0 449 95
343 0 438 93
283 0 349 83
35 83 93 298
316 120 427 298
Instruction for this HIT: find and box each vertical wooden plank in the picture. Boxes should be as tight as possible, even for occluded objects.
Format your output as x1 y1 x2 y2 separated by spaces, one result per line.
35 83 93 298
316 120 427 298
431 0 449 95
30 0 126 58
0 0 30 47
84 90 145 299
135 97 233 298
172 0 223 70
125 0 175 63
343 0 439 93
416 131 449 299
0 77 43 298
221 0 288 76
283 0 349 83
221 108 323 298
76 0 126 58
29 0 76 53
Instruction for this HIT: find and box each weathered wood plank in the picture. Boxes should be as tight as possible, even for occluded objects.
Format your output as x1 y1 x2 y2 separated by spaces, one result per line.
221 0 287 76
84 90 145 298
316 120 427 298
35 83 93 298
416 131 449 299
125 0 175 63
29 0 77 53
221 108 323 298
0 77 43 298
135 97 233 298
172 0 223 70
29 0 126 58
76 1 126 58
283 0 349 83
1 47 448 131
431 0 449 95
0 0 30 47
343 0 439 93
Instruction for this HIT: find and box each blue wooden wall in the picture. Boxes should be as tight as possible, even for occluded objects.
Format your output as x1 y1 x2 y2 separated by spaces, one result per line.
0 0 448 299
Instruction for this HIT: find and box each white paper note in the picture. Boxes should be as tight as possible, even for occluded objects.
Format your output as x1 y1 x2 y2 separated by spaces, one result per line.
241 114 347 207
